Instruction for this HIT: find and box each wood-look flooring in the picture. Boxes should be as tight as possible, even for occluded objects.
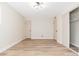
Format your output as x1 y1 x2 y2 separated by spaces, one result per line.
0 39 78 56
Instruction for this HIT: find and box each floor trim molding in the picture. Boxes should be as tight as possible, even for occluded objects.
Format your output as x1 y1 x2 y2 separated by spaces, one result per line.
0 38 25 53
68 48 78 55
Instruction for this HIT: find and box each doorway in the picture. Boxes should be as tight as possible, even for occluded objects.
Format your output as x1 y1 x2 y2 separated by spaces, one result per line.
26 20 31 39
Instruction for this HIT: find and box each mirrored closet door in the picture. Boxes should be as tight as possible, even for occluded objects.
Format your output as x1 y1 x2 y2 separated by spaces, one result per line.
70 7 79 53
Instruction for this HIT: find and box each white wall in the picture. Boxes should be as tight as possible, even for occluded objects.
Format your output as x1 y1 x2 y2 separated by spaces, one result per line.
56 13 70 48
0 4 1 24
31 17 54 39
0 3 26 52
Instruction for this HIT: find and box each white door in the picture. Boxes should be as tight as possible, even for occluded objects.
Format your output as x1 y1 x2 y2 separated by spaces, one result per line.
56 13 70 48
53 17 57 40
62 13 70 48
26 20 31 39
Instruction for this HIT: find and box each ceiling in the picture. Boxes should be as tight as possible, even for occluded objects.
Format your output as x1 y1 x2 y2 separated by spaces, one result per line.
8 2 79 19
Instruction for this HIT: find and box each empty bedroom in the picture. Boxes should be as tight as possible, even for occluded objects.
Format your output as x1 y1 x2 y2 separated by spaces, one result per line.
0 2 79 56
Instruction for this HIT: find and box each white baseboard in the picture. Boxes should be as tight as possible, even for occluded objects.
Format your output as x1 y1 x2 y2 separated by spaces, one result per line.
0 37 25 53
26 38 55 40
68 47 78 55
31 38 54 39
71 42 79 48
57 40 62 44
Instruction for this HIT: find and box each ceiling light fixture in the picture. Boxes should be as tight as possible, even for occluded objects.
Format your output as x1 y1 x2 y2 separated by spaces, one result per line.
31 2 45 9
33 2 43 7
